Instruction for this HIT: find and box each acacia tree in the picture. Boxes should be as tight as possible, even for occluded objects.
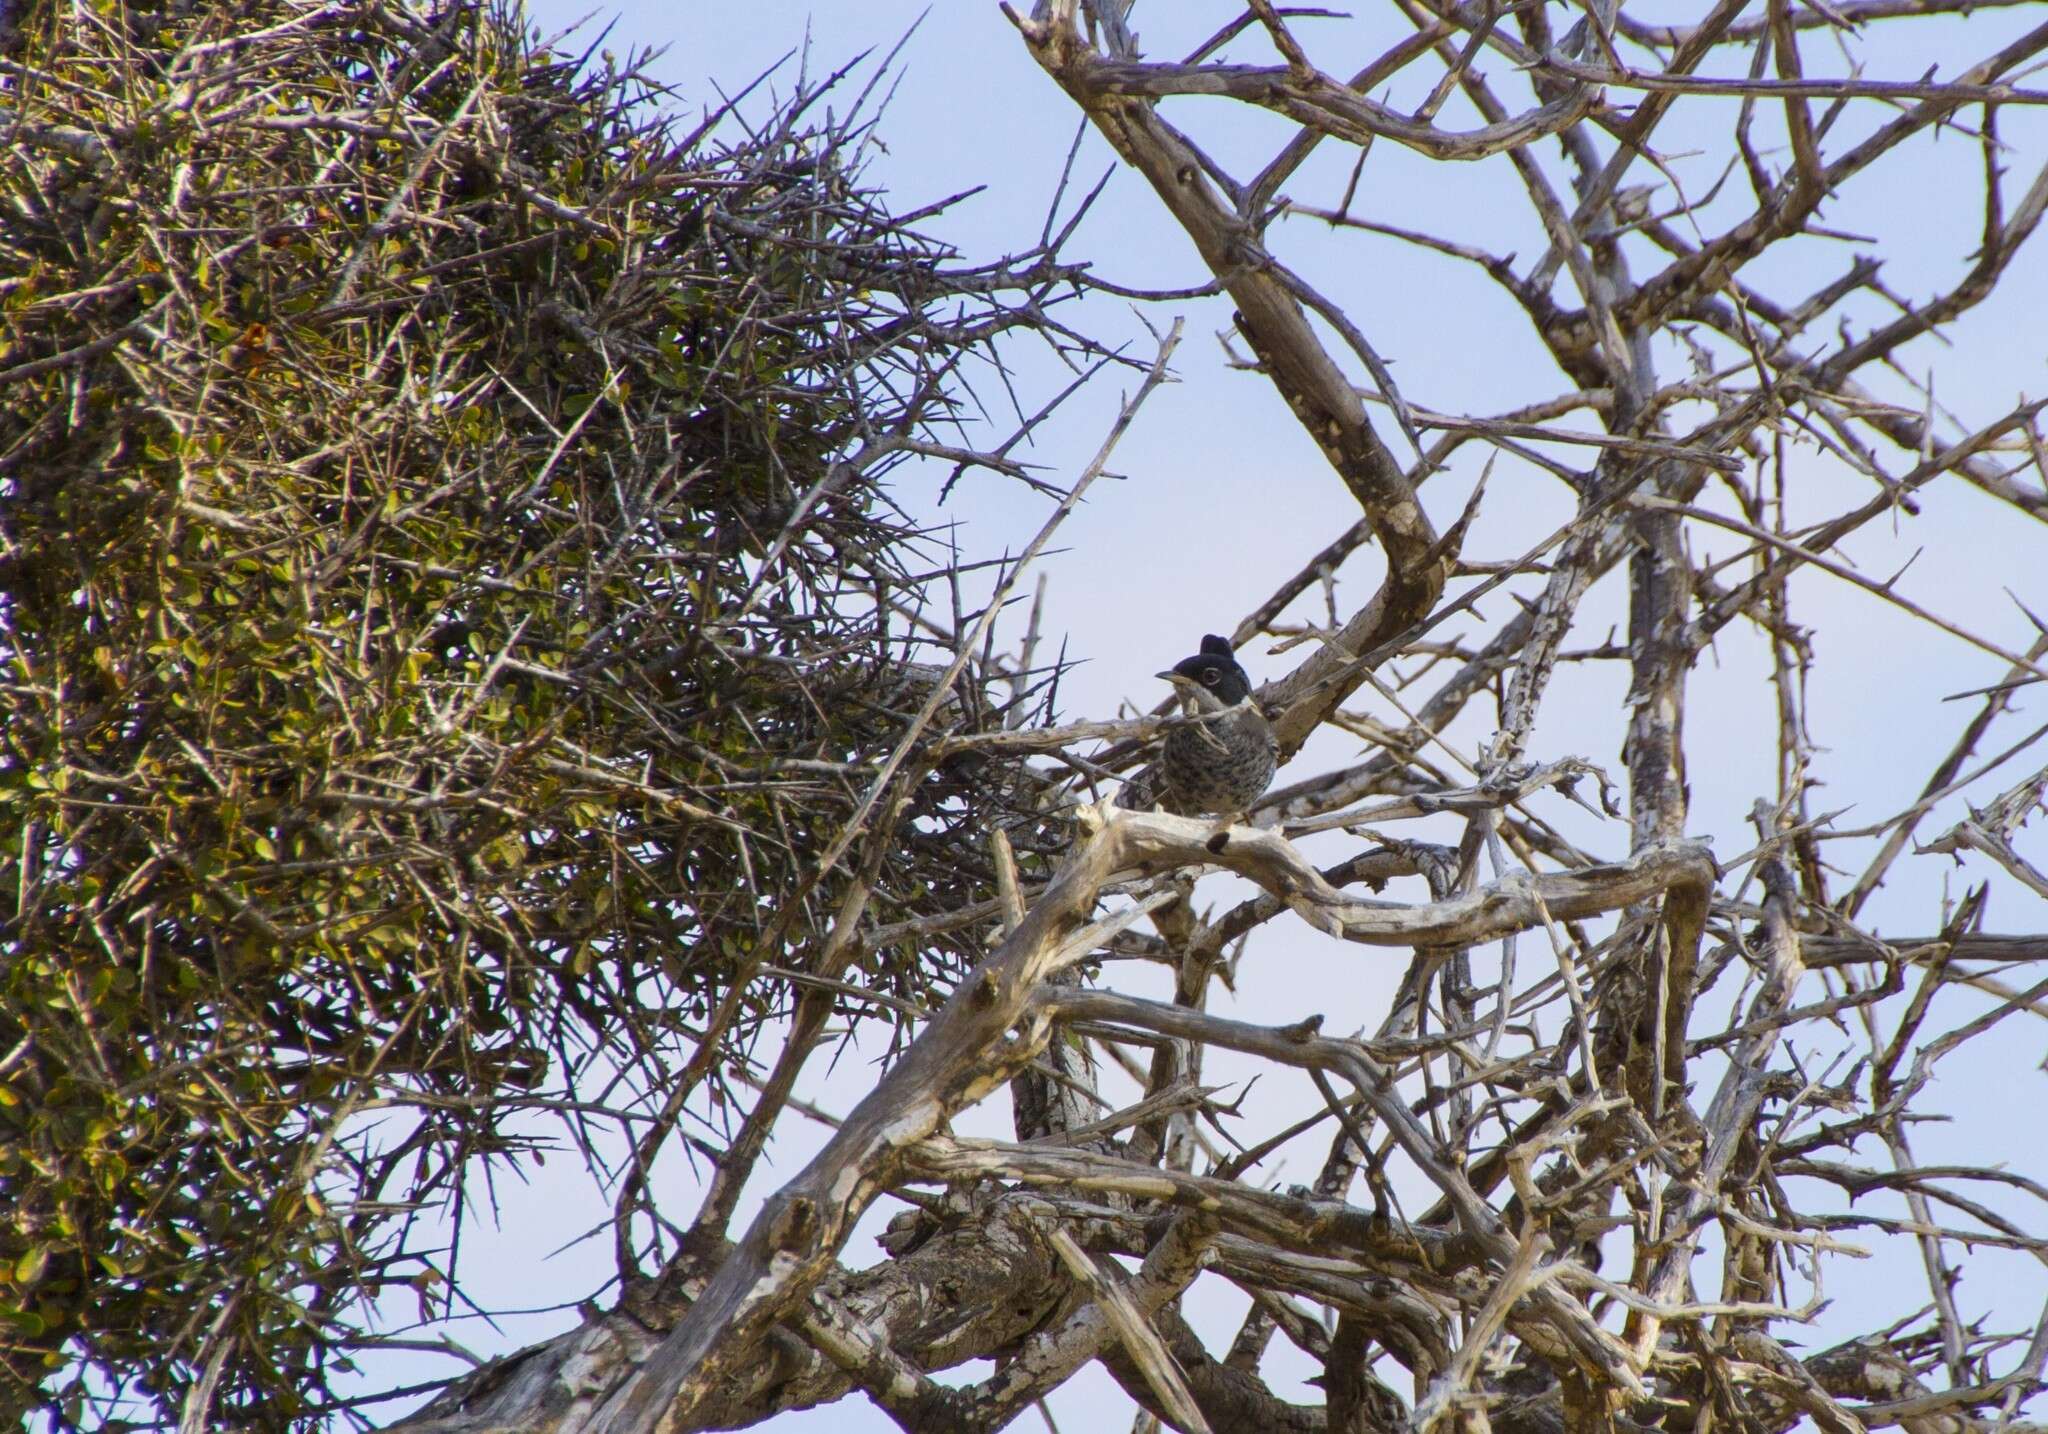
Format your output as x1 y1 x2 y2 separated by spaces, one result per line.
0 0 1117 1425
8 0 2048 1431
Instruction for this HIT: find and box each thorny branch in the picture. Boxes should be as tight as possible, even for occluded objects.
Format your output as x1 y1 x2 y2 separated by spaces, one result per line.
530 0 2048 1428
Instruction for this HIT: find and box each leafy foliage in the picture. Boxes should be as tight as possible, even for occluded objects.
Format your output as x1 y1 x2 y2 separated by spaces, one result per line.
0 0 1081 1423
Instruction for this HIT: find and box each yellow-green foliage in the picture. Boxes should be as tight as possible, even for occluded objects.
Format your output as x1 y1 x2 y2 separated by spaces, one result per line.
0 0 1055 1423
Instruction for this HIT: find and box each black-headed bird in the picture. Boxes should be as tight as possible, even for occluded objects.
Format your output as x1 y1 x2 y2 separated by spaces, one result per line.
1119 634 1277 825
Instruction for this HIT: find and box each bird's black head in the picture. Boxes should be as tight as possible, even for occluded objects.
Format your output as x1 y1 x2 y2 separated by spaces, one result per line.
1159 634 1253 706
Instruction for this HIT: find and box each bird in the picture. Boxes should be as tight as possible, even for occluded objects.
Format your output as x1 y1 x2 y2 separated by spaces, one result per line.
1118 635 1277 841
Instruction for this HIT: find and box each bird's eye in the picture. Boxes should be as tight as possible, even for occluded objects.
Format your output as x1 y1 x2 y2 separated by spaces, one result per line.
1200 669 1219 685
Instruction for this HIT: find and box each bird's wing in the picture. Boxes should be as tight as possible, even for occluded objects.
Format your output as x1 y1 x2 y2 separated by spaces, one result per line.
1115 766 1161 811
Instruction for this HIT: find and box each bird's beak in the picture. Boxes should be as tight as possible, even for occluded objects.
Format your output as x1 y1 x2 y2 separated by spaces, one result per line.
1156 671 1189 685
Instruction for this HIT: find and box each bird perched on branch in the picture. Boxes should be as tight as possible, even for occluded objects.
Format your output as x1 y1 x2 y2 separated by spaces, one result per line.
1118 635 1277 836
